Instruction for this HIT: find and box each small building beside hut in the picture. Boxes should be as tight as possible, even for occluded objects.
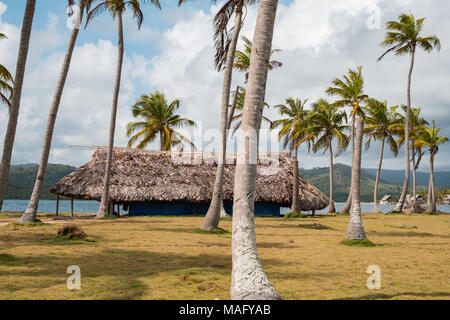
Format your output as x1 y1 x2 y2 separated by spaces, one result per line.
443 195 450 205
49 147 329 217
406 194 425 205
380 195 392 204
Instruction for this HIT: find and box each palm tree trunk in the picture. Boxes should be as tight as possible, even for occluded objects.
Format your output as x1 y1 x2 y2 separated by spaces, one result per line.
18 0 85 223
159 131 165 151
0 0 36 212
201 6 243 230
328 138 335 213
231 0 280 300
427 175 432 205
339 113 355 213
97 12 124 218
226 86 240 131
430 152 436 213
392 49 415 213
373 137 385 213
412 145 416 204
347 117 366 240
291 145 300 213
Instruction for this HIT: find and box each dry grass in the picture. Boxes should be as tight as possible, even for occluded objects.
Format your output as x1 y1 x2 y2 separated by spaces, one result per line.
0 211 449 300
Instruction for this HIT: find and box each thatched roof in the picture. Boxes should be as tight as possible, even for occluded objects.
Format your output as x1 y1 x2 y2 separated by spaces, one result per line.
49 147 329 211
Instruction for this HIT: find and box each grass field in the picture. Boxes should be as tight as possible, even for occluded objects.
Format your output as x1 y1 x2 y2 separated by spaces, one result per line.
0 211 449 300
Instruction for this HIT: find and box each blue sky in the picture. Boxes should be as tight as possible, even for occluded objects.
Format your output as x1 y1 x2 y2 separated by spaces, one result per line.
0 0 449 172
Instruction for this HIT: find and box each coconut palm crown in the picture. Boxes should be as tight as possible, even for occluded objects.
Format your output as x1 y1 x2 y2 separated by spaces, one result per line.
126 91 197 151
0 33 13 109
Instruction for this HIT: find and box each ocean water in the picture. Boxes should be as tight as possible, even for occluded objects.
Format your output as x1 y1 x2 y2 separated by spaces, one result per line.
2 199 450 214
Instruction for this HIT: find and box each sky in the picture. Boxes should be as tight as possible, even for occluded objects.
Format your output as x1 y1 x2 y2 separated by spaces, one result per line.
0 0 448 172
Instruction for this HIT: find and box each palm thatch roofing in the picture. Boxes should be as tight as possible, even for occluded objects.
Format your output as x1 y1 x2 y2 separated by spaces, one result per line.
49 147 329 211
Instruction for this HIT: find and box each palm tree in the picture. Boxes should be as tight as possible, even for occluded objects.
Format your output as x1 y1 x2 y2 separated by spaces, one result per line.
0 34 13 109
378 13 441 213
363 99 402 212
230 86 272 136
300 99 349 213
234 36 282 82
325 66 368 214
18 0 91 223
231 0 280 300
126 91 197 151
271 98 310 213
347 117 366 240
85 0 161 218
414 122 448 213
179 0 256 231
396 106 428 205
0 0 36 212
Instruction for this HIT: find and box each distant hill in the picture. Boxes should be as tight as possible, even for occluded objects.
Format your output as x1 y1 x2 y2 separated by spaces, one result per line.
362 168 450 188
300 164 427 202
5 164 76 200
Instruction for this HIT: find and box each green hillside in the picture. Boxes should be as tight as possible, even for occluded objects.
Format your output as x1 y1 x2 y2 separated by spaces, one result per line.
5 164 76 200
300 163 426 202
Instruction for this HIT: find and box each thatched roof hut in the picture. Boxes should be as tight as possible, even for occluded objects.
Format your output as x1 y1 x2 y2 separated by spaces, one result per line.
50 147 329 215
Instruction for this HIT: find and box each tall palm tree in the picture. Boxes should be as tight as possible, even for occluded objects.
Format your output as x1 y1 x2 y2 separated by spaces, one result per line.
126 91 197 151
414 123 448 213
396 106 428 205
378 13 441 213
325 66 368 213
18 0 91 223
85 0 161 218
230 86 272 136
363 99 402 212
179 0 256 231
347 117 366 240
0 0 36 212
300 99 349 213
234 35 282 82
0 34 13 109
231 0 280 300
271 98 310 213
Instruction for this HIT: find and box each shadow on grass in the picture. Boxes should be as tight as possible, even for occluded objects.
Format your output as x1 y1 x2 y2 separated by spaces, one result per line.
338 291 450 300
370 231 450 238
0 246 289 299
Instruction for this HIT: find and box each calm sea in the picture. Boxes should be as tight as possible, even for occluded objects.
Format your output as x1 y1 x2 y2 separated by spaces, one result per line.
2 200 450 214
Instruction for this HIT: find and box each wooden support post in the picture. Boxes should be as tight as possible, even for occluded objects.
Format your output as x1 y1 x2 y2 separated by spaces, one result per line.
109 201 114 217
56 195 59 217
71 197 74 217
117 203 120 217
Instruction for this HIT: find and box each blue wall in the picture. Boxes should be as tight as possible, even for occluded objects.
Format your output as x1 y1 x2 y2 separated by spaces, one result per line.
128 201 281 217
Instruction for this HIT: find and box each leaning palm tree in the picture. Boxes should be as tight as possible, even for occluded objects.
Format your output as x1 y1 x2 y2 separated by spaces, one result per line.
300 99 349 213
234 35 282 82
325 66 368 214
231 0 280 300
396 106 428 206
0 0 36 212
363 99 402 212
378 13 441 213
0 34 13 109
18 0 91 223
179 0 256 231
271 98 310 213
414 123 448 213
126 91 197 151
85 0 161 218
